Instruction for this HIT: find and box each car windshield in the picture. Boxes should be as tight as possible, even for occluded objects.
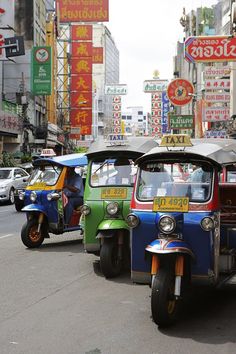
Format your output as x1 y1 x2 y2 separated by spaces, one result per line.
28 166 62 186
137 161 213 203
0 170 11 179
90 158 136 187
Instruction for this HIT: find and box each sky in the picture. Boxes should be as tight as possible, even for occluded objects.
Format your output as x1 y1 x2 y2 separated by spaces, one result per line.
106 0 218 113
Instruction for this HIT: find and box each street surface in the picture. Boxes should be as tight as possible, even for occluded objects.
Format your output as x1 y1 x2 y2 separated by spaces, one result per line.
0 204 236 354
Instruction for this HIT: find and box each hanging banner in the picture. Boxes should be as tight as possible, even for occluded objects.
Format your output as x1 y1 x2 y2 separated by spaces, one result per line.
57 0 109 23
203 107 230 122
71 92 92 108
205 79 230 90
31 46 52 95
71 25 93 41
161 91 169 133
70 109 92 126
185 36 236 63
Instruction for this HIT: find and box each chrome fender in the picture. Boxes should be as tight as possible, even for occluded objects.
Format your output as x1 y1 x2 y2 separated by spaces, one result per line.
146 238 195 259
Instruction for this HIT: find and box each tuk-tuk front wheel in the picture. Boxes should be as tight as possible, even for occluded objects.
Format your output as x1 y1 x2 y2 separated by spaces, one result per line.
151 267 181 327
100 238 122 278
21 219 46 248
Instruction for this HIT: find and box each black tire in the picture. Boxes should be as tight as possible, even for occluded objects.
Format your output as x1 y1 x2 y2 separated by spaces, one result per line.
8 188 15 205
100 238 122 278
15 201 24 212
151 267 181 327
21 218 46 248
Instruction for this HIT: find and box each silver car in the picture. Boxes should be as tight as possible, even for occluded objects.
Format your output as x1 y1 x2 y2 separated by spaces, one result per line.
0 167 30 204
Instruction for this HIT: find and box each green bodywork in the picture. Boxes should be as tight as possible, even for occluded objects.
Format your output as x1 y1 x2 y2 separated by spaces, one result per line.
83 161 132 253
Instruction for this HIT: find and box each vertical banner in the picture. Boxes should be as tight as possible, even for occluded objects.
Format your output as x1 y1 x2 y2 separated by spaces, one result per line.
161 91 170 134
31 47 52 95
70 25 93 137
151 92 162 137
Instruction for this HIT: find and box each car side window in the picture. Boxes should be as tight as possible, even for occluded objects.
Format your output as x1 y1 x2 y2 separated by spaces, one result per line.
19 169 28 177
15 169 24 177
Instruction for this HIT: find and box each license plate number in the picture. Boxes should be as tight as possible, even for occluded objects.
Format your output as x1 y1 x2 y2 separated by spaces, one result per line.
153 196 189 212
101 187 127 199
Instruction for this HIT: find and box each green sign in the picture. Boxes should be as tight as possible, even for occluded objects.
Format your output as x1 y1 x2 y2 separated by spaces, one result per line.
169 114 194 129
31 46 52 95
2 101 22 115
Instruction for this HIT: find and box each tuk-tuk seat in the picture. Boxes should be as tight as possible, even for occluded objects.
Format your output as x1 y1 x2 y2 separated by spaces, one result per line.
220 184 236 224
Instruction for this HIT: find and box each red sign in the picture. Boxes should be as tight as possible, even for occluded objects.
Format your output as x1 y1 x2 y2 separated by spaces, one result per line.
92 47 103 63
72 42 93 58
71 57 92 74
70 133 81 140
70 109 92 126
167 78 194 106
71 74 92 92
185 36 236 63
57 0 109 23
71 92 92 108
71 25 92 40
112 112 121 119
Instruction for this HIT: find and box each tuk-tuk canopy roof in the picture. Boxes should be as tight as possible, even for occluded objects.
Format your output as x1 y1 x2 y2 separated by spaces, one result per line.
86 136 158 159
136 138 236 168
33 153 88 167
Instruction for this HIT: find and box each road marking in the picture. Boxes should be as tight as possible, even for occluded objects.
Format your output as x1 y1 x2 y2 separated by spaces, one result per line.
0 234 14 239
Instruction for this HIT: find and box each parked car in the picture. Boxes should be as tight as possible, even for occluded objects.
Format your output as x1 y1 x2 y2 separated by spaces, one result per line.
14 163 33 211
0 167 30 205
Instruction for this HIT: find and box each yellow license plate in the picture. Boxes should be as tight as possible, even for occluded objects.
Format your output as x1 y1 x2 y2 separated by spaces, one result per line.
101 187 127 199
153 197 189 212
32 182 46 188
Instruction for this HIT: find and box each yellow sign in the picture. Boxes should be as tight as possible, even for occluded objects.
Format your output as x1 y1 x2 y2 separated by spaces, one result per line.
32 182 46 189
101 188 127 199
153 196 189 212
160 134 192 147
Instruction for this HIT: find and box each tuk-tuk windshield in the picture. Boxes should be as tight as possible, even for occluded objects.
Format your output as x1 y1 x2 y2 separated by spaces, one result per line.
28 165 62 186
90 158 136 187
137 161 213 202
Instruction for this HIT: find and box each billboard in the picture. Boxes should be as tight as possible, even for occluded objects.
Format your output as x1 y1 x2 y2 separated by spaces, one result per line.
57 0 109 23
31 47 52 95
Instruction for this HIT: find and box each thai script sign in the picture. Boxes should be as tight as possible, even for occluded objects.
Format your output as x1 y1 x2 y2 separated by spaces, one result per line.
143 80 168 93
167 78 194 106
205 79 230 90
185 36 236 63
204 130 228 138
168 114 194 129
31 47 52 95
105 85 127 95
203 107 230 122
204 66 231 77
56 0 109 23
205 93 230 102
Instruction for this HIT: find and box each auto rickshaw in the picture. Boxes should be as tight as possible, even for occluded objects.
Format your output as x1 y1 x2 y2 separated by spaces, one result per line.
81 135 157 278
127 134 236 326
20 153 87 248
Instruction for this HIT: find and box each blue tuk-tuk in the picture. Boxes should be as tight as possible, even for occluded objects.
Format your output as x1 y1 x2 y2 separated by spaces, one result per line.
20 153 87 248
127 134 236 326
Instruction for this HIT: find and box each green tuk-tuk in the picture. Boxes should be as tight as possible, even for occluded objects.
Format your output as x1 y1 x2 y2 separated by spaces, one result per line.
81 135 156 278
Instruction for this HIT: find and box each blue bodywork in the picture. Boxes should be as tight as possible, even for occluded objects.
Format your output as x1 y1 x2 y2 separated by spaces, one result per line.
33 153 88 168
131 210 215 277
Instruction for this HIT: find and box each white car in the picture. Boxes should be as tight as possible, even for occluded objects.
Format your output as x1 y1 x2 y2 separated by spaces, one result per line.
0 167 30 204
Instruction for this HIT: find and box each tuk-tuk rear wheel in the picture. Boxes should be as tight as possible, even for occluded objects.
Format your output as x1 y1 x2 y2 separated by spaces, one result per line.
151 267 181 327
100 238 122 278
21 219 46 248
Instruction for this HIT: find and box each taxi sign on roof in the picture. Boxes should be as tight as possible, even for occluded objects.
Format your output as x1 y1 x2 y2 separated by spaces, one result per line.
40 148 56 157
106 134 127 146
160 134 192 147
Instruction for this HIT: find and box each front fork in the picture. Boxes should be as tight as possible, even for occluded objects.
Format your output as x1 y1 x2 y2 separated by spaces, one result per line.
37 213 44 233
151 254 184 298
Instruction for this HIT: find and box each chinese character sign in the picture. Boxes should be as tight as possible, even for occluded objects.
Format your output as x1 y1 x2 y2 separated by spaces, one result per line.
161 91 169 133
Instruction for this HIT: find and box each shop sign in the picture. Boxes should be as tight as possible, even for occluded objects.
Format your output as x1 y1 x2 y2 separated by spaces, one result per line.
71 42 93 57
0 0 14 58
203 107 230 122
92 47 103 64
70 74 92 92
204 66 231 77
169 114 194 129
167 78 194 106
143 80 168 93
71 57 92 74
71 25 92 40
161 91 169 133
56 0 109 23
105 85 127 95
0 110 22 134
185 36 236 63
205 93 230 102
31 47 52 95
205 79 230 90
204 130 228 138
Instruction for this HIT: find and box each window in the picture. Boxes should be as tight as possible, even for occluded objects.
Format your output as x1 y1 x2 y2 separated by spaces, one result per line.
28 166 62 186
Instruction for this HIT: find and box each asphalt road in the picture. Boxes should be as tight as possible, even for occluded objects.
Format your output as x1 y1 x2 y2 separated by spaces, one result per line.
0 204 236 354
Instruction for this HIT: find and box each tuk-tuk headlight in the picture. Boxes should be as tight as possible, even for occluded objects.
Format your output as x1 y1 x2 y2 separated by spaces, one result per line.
47 193 60 201
126 213 140 228
201 217 214 231
30 191 37 202
81 204 91 216
106 202 119 216
19 191 25 200
159 215 176 234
